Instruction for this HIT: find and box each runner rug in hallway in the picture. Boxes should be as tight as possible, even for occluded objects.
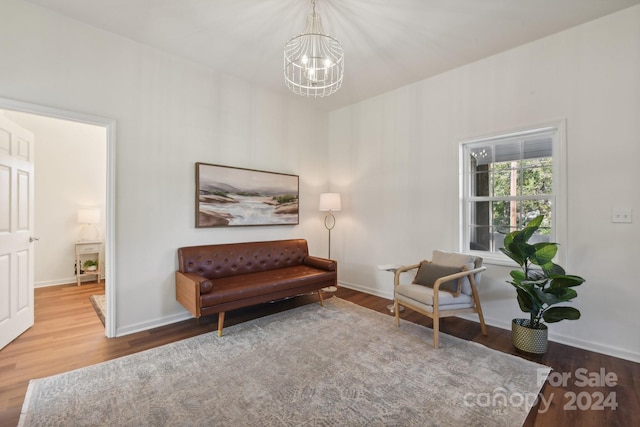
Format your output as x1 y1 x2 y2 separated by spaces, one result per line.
89 294 105 326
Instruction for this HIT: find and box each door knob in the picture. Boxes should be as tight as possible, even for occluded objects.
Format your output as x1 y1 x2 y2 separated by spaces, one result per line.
29 237 40 242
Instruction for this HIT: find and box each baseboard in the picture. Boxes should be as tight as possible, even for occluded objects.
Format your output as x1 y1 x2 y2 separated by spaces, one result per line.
117 284 379 339
36 275 105 288
338 280 393 301
35 277 77 288
465 314 640 363
342 281 640 363
551 333 640 363
473 313 640 364
115 311 193 337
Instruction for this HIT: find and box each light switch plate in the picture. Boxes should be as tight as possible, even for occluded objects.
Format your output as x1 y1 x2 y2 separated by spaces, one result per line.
611 209 632 223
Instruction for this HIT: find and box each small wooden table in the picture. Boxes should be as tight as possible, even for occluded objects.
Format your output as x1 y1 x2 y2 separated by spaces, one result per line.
75 241 101 286
378 264 404 313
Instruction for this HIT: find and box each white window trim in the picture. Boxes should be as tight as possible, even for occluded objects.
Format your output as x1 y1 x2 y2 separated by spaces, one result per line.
458 120 567 267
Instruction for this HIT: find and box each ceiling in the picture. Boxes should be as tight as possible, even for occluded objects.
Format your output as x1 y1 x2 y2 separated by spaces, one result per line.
24 0 640 111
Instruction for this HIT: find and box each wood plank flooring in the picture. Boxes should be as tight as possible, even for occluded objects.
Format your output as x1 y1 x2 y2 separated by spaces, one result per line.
0 283 637 426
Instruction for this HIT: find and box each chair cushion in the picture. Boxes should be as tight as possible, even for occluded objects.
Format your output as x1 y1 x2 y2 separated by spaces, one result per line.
412 261 464 296
395 284 473 308
431 250 479 295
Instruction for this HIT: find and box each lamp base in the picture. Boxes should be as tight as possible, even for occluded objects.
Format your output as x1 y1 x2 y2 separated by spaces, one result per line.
79 224 100 242
387 303 405 313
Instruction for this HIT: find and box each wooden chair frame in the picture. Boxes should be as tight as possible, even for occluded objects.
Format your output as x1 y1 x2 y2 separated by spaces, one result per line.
393 263 487 348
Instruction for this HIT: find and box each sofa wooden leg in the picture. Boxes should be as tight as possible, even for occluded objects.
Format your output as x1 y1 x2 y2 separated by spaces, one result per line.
217 312 225 337
317 289 324 306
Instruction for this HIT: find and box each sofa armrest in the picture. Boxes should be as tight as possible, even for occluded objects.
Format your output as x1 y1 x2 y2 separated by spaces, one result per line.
180 271 215 294
304 256 337 271
175 271 205 318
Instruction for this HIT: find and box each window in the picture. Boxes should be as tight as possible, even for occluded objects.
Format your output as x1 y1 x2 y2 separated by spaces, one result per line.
459 122 566 264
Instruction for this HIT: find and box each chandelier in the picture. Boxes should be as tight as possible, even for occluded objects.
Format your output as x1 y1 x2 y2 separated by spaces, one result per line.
284 0 344 97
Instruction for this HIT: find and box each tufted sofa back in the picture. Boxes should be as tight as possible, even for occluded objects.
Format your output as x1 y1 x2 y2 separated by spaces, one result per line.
178 239 310 280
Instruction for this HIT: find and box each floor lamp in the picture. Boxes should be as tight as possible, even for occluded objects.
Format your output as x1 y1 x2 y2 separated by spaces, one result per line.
319 192 341 292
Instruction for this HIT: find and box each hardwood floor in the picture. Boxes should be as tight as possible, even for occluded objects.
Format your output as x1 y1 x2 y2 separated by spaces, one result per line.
1 284 637 426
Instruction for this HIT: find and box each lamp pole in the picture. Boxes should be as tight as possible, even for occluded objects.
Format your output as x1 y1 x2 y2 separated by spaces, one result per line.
324 210 336 259
319 193 341 292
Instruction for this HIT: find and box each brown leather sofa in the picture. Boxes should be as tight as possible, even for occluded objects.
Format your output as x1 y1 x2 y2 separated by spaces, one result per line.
176 239 337 336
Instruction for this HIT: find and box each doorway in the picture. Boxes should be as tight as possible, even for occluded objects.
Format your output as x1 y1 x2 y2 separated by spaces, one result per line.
0 97 116 338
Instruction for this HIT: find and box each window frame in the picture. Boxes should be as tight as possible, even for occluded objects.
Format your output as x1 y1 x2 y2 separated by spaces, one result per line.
458 120 567 266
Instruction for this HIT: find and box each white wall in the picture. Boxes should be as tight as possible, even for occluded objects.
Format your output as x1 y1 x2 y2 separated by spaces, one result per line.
2 0 638 362
329 6 640 362
0 0 330 335
3 111 107 287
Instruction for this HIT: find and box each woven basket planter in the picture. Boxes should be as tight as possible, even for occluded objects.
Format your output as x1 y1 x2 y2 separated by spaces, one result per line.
512 319 548 354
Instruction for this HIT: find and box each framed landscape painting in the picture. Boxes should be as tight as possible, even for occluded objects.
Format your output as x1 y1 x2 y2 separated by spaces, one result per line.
196 163 299 227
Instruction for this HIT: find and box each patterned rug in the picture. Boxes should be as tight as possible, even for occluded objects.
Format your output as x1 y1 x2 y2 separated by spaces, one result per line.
89 294 105 326
19 297 550 426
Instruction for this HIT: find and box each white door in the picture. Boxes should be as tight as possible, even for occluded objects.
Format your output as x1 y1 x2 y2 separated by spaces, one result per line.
0 113 35 350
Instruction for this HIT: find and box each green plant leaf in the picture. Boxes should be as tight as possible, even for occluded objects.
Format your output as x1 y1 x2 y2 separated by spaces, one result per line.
543 306 581 323
502 241 528 266
516 288 537 314
545 287 578 301
546 263 566 276
526 214 544 229
523 244 538 260
501 215 545 266
515 281 544 312
499 247 524 266
523 278 549 288
510 270 526 282
503 231 516 248
530 243 558 266
532 286 566 306
549 275 585 288
517 215 543 243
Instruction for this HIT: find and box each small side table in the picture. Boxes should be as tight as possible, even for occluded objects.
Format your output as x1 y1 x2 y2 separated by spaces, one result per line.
378 264 405 314
75 241 102 286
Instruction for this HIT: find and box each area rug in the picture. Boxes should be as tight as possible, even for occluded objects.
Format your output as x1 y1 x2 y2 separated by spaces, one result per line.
89 294 105 326
19 297 550 426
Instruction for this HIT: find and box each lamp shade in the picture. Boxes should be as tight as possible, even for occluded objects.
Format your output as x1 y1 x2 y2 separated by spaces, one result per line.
77 208 100 224
319 193 341 211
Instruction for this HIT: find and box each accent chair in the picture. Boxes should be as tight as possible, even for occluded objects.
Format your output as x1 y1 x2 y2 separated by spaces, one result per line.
393 250 487 348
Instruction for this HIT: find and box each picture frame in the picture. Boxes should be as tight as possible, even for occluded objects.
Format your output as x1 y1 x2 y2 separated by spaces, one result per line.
196 162 299 228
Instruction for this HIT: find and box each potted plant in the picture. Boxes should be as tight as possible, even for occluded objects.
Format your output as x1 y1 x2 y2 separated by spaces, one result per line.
83 259 98 272
500 215 585 354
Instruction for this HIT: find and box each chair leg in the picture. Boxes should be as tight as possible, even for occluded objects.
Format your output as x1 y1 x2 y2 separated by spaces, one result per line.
432 317 439 348
317 289 325 306
476 303 488 336
394 301 400 326
217 312 225 337
471 286 488 337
